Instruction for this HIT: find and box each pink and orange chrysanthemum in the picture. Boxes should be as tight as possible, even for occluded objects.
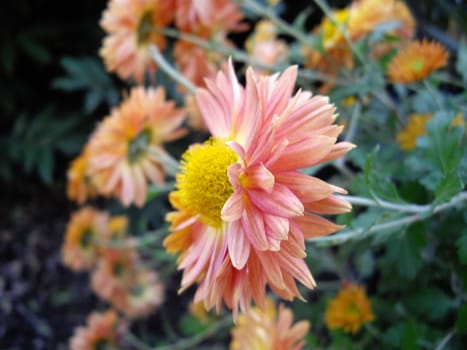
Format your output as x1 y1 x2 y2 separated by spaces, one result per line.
67 148 98 204
69 309 126 350
100 0 176 83
87 86 185 207
230 297 310 350
164 61 354 317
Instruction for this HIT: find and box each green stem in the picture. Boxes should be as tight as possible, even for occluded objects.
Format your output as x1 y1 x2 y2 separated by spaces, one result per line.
310 191 467 246
148 45 196 94
434 329 455 350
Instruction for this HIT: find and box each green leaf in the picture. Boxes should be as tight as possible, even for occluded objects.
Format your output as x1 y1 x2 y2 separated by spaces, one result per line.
355 250 374 278
406 288 453 321
18 34 51 64
38 149 53 185
418 111 464 173
434 172 463 206
392 224 425 279
456 304 467 334
401 320 420 350
456 39 467 82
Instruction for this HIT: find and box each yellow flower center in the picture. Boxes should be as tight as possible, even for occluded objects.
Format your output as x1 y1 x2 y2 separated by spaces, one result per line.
128 128 152 164
177 138 238 228
322 9 349 48
137 11 154 46
80 229 93 248
411 58 424 72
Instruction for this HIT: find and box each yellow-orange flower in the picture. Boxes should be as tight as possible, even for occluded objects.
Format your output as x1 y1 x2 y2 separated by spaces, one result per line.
303 0 414 74
396 113 432 150
245 20 288 73
230 297 310 350
325 283 374 334
387 39 449 83
67 149 97 204
62 207 109 271
69 309 126 350
396 112 464 150
87 87 185 207
100 0 176 83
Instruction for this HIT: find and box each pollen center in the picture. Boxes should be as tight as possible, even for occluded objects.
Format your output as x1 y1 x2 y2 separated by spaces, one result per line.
177 138 238 228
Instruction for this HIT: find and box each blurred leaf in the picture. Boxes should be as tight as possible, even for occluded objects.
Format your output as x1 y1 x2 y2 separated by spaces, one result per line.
456 39 467 82
406 288 453 321
52 57 119 114
456 230 467 264
38 149 53 185
1 40 16 74
17 33 51 64
456 304 467 334
368 20 402 45
418 111 464 173
363 145 404 202
355 250 374 278
401 320 420 350
434 172 463 206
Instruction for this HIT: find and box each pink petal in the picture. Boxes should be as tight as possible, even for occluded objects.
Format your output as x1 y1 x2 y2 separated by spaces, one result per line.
275 171 333 202
221 190 244 222
241 200 268 250
248 183 304 217
296 213 344 238
227 221 251 269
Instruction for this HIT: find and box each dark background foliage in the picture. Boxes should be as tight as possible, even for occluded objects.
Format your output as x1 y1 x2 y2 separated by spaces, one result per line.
0 0 465 349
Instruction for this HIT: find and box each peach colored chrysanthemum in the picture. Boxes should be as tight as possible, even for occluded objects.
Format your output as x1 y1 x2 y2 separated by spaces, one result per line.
175 0 245 37
87 86 185 207
245 20 288 73
100 0 176 83
117 269 164 318
67 149 98 204
70 309 126 350
163 61 354 317
325 282 374 334
303 0 414 74
387 39 449 83
230 297 310 350
62 207 109 271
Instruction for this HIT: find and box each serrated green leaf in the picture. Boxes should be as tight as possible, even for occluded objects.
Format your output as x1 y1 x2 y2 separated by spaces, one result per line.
392 225 425 279
456 304 467 334
434 172 463 206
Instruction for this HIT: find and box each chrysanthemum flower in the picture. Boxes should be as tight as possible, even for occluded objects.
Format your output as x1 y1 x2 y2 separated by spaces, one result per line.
91 248 139 302
230 297 310 350
67 149 97 204
325 282 374 334
303 0 414 74
245 20 288 73
175 0 245 37
70 309 127 350
117 269 164 319
387 39 449 83
163 61 354 317
100 0 176 83
396 113 432 151
62 207 109 271
87 86 185 207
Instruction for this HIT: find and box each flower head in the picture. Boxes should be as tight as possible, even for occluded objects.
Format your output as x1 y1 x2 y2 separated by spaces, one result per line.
325 282 374 334
87 86 185 207
100 0 176 82
387 39 449 83
245 20 288 73
67 149 97 204
70 309 126 350
62 207 109 271
230 297 310 350
164 61 354 317
396 113 432 151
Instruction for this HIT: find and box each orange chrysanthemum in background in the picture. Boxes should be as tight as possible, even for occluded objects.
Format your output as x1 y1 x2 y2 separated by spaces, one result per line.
100 0 176 82
164 61 354 317
69 309 127 350
67 148 98 204
62 207 109 271
230 297 310 350
325 282 374 334
87 86 185 207
387 39 449 83
303 0 414 74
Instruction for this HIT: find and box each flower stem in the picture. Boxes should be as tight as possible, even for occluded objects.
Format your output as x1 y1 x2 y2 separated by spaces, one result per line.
310 191 467 246
148 45 196 94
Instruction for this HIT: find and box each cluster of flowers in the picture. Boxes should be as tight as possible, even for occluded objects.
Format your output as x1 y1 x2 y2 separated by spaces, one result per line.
62 207 164 348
